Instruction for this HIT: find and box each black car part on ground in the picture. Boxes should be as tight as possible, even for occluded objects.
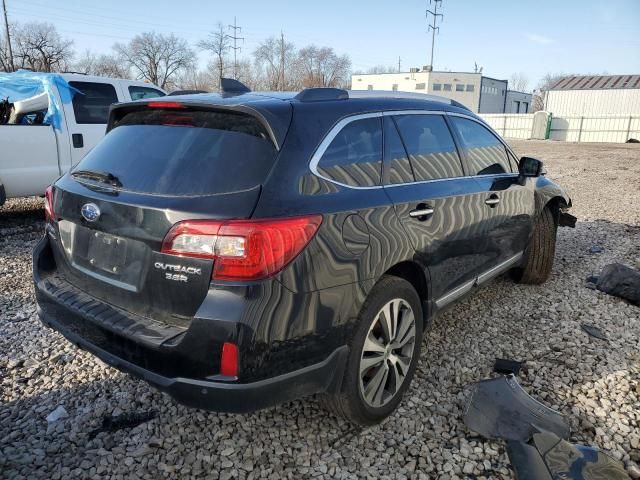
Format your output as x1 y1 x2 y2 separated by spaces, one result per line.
464 375 630 480
464 375 570 441
507 431 630 480
493 358 526 376
596 263 640 306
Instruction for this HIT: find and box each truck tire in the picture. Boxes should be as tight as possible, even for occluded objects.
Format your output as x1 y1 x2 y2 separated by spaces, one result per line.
321 275 423 425
512 206 557 285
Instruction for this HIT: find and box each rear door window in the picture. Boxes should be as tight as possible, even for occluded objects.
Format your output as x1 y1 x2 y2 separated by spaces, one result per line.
128 86 166 100
69 81 118 124
316 117 382 187
449 117 513 175
393 114 464 181
72 108 278 196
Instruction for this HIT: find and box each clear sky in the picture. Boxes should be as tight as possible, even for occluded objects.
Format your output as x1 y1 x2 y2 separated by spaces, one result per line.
9 0 640 90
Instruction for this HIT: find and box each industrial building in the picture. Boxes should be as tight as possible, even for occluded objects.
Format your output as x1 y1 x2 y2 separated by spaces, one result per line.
350 68 531 114
545 75 640 116
505 90 531 113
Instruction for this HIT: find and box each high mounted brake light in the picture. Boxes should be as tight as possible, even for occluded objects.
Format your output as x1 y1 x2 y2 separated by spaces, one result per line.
161 215 323 281
147 101 185 109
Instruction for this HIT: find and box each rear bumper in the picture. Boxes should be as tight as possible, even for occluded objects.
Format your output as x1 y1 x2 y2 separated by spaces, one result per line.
33 234 350 412
37 305 347 412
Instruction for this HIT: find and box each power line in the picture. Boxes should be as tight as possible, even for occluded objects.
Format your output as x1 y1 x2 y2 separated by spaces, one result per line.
227 16 244 78
426 0 443 69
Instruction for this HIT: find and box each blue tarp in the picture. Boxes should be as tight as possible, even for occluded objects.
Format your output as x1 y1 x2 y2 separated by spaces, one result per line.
0 70 78 130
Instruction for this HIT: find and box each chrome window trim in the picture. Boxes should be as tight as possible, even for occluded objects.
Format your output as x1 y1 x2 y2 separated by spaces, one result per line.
308 110 519 190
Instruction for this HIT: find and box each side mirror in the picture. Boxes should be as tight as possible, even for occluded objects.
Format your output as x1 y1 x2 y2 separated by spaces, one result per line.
518 156 544 178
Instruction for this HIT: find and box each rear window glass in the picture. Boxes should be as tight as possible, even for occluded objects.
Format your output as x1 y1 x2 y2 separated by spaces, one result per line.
69 81 118 124
128 86 165 100
73 108 277 196
316 117 382 187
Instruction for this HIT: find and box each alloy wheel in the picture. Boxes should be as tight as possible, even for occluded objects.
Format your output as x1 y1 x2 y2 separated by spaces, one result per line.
359 298 417 408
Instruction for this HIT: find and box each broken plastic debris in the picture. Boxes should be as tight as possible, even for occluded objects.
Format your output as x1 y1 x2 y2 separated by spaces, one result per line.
589 245 605 254
463 374 569 442
507 431 629 480
89 410 158 439
581 324 608 341
596 263 640 306
46 405 69 423
494 358 525 376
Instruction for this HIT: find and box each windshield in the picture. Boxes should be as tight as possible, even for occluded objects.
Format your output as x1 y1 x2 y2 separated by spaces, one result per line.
72 108 278 196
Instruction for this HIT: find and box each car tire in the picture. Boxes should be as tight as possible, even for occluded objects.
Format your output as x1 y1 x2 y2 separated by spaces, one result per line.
512 206 557 285
321 275 423 426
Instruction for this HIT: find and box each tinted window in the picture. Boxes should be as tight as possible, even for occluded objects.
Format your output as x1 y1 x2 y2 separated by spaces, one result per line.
456 84 464 92
443 84 452 91
316 117 382 187
129 86 165 100
449 116 512 175
433 83 442 91
69 81 118 124
73 108 277 196
383 117 414 185
394 115 463 181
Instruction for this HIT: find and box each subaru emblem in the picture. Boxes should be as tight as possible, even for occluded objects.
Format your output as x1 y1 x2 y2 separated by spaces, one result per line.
81 203 101 222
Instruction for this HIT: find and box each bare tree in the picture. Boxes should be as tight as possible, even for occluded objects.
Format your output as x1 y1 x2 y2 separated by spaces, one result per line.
365 65 396 74
253 34 296 90
0 33 11 72
114 32 195 89
175 67 214 92
74 50 129 78
198 23 230 88
509 72 529 92
297 45 350 88
532 73 566 111
12 22 73 72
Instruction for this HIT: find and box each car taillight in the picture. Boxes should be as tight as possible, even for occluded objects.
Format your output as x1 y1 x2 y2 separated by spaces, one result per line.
161 215 323 281
220 342 239 377
44 185 55 223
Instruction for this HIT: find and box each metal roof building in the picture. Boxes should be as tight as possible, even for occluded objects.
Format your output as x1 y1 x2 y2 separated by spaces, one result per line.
545 74 640 115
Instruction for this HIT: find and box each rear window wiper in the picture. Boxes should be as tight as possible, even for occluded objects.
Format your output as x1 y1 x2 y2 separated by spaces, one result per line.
71 169 122 188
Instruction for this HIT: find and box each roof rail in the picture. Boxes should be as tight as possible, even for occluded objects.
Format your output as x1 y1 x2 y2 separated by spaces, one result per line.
295 87 349 102
61 71 87 75
220 77 251 94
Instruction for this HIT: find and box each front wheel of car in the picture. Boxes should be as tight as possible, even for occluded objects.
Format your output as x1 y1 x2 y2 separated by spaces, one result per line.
512 206 557 285
322 275 423 426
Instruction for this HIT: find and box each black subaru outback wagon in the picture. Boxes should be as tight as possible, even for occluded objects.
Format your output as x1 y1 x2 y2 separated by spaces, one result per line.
34 80 573 425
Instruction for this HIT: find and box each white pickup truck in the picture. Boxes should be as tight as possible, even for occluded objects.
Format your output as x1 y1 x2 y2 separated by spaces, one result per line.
0 73 165 205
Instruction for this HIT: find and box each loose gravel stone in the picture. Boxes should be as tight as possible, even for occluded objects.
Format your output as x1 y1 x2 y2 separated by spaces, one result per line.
1 141 639 479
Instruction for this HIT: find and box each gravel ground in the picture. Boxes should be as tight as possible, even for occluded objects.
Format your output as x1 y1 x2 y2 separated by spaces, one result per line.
1 140 639 480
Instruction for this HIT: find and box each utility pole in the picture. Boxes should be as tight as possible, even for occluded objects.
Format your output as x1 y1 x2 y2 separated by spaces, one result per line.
398 56 401 72
426 0 443 69
279 30 285 91
2 0 14 71
227 16 244 79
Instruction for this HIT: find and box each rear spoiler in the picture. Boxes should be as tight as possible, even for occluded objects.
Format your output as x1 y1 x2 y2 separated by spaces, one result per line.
107 99 290 151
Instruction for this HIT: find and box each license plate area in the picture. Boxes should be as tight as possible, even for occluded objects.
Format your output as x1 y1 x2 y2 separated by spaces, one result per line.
86 231 127 274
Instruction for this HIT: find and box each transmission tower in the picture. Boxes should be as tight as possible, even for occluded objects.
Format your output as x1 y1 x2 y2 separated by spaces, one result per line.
227 17 244 79
426 0 443 69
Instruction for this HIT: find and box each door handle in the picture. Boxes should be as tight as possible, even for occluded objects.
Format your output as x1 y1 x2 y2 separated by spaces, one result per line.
72 133 84 148
484 195 500 207
409 206 435 218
